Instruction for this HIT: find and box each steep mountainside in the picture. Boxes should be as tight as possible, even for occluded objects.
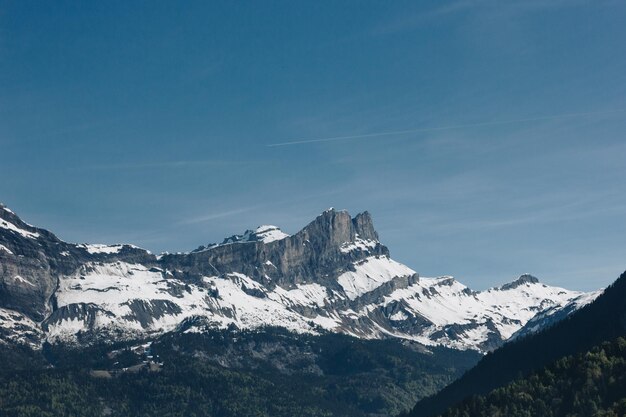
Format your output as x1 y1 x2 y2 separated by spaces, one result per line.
406 270 626 417
439 337 626 417
0 203 598 352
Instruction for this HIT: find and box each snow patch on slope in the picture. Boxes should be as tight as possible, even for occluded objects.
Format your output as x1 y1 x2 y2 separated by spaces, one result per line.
77 244 139 254
46 262 594 352
0 218 39 239
0 205 15 215
373 276 586 350
340 236 378 254
510 288 603 340
0 244 13 255
50 262 336 343
270 283 330 308
50 262 210 341
337 256 415 300
0 308 42 348
206 274 338 332
254 225 290 243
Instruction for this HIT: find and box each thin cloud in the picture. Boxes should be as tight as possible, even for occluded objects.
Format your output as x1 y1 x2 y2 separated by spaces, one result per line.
373 0 599 36
178 206 261 225
267 108 626 147
69 159 235 171
179 186 351 227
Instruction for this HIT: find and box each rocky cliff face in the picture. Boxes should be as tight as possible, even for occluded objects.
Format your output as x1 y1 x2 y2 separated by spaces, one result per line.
0 204 600 352
0 204 155 321
164 208 386 290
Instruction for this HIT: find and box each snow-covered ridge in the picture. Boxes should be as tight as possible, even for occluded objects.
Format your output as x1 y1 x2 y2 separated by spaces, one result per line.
340 236 378 254
509 288 603 341
45 257 598 351
0 203 601 352
0 218 39 239
374 275 592 349
193 225 290 252
77 243 142 254
337 256 415 300
0 205 15 214
252 225 290 243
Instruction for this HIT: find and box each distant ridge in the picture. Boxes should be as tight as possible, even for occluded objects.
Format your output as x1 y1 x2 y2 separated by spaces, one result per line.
407 270 626 417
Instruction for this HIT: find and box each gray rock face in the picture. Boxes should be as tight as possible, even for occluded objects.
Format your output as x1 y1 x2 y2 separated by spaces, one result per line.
499 273 539 290
1 205 75 321
0 204 156 321
161 208 388 290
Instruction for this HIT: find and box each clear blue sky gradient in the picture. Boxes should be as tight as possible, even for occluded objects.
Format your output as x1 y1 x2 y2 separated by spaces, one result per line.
2 1 626 291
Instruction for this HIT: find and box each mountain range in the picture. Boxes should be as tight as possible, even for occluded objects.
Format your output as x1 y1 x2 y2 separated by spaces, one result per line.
0 203 600 353
2 202 624 417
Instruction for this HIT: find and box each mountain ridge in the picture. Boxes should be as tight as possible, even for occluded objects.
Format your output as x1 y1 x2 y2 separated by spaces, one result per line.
0 203 599 352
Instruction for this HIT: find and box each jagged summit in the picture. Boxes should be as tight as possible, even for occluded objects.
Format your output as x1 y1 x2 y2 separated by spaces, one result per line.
296 208 379 249
212 225 290 247
192 209 375 253
0 204 600 352
499 273 541 290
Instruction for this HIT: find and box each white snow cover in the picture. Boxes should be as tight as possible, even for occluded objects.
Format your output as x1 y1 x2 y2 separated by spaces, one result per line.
337 256 415 300
49 262 337 343
339 236 378 254
50 262 207 340
270 283 330 308
13 275 36 287
253 225 289 243
206 273 337 332
0 308 42 348
45 256 597 351
0 205 15 214
366 276 590 350
0 218 39 239
510 289 603 338
0 244 13 255
78 244 131 254
567 289 603 308
208 225 290 249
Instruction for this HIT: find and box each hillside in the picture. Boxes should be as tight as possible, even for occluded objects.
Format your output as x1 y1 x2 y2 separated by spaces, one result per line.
440 337 626 417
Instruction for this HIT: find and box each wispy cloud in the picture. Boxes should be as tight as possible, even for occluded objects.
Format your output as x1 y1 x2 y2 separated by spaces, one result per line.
179 206 262 225
372 0 603 36
67 159 237 171
178 185 351 227
267 108 626 147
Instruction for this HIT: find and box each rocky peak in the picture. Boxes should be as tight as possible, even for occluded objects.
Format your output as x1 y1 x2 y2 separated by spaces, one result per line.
298 208 379 249
220 225 289 245
352 211 378 241
499 274 540 291
0 204 41 239
300 208 353 246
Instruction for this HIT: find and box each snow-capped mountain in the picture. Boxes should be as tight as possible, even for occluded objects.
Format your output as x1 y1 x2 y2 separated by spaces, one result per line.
193 225 290 251
0 203 600 352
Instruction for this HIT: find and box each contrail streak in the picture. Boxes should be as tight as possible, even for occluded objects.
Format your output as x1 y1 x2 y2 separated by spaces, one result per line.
267 108 626 147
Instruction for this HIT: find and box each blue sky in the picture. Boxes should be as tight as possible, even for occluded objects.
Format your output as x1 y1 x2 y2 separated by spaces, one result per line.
2 1 625 291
